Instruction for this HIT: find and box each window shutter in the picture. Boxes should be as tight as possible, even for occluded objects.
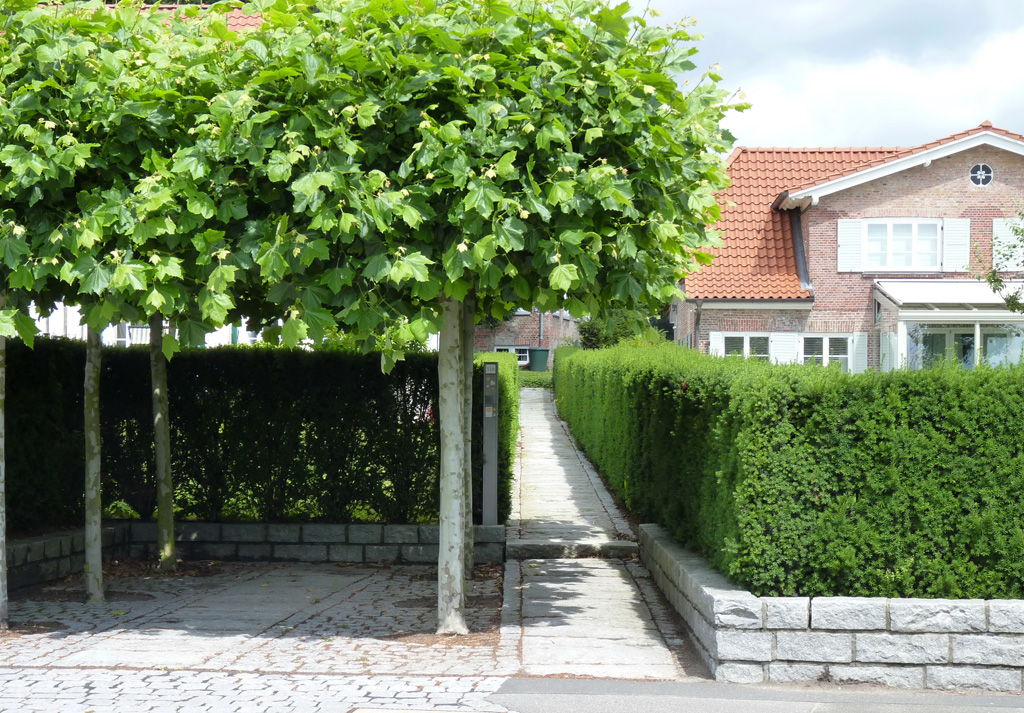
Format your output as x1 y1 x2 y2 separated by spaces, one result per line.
879 332 899 372
850 332 869 374
993 218 1024 271
942 218 970 272
708 331 724 356
836 220 862 272
769 332 799 364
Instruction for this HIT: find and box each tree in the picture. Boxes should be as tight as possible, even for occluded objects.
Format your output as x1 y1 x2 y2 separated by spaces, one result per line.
985 216 1024 314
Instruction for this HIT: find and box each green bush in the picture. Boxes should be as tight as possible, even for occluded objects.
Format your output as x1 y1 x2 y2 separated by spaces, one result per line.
6 338 518 535
554 343 1024 599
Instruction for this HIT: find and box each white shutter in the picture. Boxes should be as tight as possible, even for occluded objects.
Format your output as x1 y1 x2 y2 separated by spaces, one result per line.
942 218 971 272
708 331 724 356
993 218 1024 271
769 332 799 364
836 220 862 273
850 332 869 374
879 332 899 372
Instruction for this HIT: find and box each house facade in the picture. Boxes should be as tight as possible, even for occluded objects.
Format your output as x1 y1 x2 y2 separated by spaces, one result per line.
674 122 1024 372
474 309 579 370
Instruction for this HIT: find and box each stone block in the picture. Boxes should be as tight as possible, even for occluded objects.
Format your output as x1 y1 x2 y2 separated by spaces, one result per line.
474 525 505 543
712 594 762 629
813 597 887 630
714 663 764 683
100 528 116 548
236 544 273 561
989 601 1024 633
765 597 809 629
71 532 85 553
58 535 72 557
364 544 400 562
267 524 301 543
38 559 59 582
926 666 1022 692
889 599 986 633
129 543 151 559
855 633 948 664
10 543 28 568
474 543 504 564
302 524 347 543
274 544 327 562
57 557 72 578
383 525 419 544
192 543 237 560
43 537 61 559
26 540 46 563
176 522 221 543
953 634 1024 666
348 525 383 544
775 632 853 663
768 663 826 683
328 545 364 563
221 524 267 543
132 522 157 543
70 554 85 573
419 525 440 544
715 630 772 662
830 664 924 689
401 545 439 564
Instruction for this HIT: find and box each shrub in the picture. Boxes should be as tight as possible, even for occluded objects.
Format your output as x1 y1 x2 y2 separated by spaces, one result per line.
554 343 1024 599
519 371 552 389
6 338 518 535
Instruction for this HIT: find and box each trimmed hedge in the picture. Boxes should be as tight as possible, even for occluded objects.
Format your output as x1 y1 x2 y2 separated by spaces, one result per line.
6 338 518 534
554 343 1024 599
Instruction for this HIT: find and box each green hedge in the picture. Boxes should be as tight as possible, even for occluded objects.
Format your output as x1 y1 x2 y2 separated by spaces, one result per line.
554 343 1024 599
6 338 518 534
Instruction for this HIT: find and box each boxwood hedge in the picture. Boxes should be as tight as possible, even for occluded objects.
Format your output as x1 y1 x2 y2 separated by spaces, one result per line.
553 343 1024 598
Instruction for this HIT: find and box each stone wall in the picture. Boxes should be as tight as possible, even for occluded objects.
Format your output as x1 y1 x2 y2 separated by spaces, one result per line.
640 523 1024 693
6 524 130 591
6 522 505 591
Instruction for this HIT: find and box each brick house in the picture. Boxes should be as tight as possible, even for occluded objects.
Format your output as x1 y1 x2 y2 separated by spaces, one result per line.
474 310 579 370
673 121 1024 372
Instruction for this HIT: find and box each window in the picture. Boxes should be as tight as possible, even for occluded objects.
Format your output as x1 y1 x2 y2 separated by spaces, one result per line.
495 345 529 365
723 334 769 361
802 336 849 372
863 219 941 271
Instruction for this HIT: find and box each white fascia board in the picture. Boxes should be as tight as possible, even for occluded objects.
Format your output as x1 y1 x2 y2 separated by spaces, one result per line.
699 300 813 310
898 309 1024 324
875 278 1024 308
779 132 1024 210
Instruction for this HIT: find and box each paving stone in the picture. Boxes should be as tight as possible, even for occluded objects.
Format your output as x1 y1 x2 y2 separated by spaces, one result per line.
812 597 887 630
855 633 949 664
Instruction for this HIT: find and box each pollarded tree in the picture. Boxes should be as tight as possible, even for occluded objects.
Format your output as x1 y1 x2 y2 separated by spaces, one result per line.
197 0 741 632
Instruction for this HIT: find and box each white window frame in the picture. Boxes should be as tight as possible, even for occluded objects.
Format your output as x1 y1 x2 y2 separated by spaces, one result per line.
722 333 770 361
495 345 529 365
799 334 851 371
861 218 943 273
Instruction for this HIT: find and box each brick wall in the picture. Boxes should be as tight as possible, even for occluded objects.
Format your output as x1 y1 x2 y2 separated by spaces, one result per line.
474 310 579 369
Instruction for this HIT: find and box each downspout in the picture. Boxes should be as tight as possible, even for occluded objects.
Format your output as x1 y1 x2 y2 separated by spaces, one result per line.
693 299 703 351
788 209 813 292
539 312 545 344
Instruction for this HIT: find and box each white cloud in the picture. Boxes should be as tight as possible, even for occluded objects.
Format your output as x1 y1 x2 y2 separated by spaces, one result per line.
721 25 1024 147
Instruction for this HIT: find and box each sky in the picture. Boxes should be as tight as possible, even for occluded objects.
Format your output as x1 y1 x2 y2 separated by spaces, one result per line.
644 1 1024 149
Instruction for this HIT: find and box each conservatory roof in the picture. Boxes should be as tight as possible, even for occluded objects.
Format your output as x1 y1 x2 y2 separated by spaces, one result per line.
875 279 1024 310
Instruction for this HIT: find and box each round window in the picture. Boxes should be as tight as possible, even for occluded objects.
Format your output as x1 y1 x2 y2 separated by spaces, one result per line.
970 163 993 186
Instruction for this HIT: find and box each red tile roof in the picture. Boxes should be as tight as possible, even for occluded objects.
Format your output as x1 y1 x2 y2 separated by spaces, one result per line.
687 146 900 300
688 122 1023 301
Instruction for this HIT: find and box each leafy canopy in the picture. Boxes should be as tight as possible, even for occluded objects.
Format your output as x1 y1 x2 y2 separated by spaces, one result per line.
0 0 742 363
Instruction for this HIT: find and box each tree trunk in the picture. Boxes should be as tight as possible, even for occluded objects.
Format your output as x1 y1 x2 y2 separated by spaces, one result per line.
0 295 7 629
84 327 104 601
462 294 475 578
437 294 468 635
150 316 176 572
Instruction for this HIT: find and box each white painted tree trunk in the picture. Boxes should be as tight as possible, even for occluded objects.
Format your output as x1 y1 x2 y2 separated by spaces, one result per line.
437 295 468 635
0 294 7 629
84 327 104 601
150 317 176 572
462 294 475 578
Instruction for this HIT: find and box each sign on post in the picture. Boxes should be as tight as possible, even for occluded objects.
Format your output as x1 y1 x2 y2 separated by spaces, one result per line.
482 362 499 526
